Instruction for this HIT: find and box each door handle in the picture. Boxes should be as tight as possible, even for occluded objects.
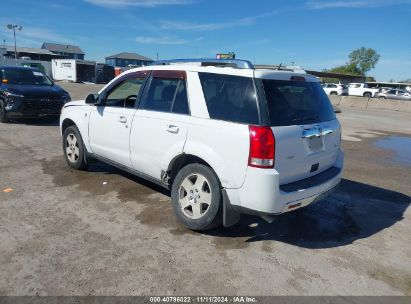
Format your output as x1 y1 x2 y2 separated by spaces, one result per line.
167 125 179 134
302 128 320 139
118 116 127 123
321 128 333 136
302 126 333 138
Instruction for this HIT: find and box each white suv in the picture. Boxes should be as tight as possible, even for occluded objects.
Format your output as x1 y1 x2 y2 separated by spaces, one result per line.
322 83 348 96
60 59 344 231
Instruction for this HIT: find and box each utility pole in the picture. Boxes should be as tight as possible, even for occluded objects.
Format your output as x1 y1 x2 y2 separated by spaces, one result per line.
6 24 22 61
1 39 5 59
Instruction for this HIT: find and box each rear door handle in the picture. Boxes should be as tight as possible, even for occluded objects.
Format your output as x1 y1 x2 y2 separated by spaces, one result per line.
302 128 320 139
119 116 127 123
167 125 179 134
302 126 333 138
321 128 333 136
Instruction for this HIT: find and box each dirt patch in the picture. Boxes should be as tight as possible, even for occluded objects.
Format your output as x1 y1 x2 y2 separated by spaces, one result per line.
331 251 411 295
41 156 155 200
40 156 193 232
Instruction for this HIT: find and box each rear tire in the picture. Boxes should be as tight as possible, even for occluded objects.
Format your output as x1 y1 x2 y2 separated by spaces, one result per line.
363 92 372 98
330 91 338 95
0 100 9 123
171 163 223 231
62 125 87 170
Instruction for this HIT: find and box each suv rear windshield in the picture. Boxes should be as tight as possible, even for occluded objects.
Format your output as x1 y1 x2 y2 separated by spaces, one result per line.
262 79 336 127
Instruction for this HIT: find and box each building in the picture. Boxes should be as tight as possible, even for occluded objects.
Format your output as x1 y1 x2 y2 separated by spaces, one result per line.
105 52 153 68
42 43 85 60
305 70 366 84
51 59 115 84
1 45 60 61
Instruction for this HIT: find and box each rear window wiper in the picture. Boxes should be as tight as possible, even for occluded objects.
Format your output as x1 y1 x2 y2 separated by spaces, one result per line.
291 116 318 123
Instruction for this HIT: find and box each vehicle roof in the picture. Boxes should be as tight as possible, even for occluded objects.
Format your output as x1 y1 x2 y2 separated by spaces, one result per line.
0 65 38 71
121 64 319 82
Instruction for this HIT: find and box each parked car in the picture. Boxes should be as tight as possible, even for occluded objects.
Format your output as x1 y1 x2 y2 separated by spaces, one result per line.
348 83 378 98
375 89 411 100
0 66 71 122
322 83 348 95
60 59 344 231
377 87 392 94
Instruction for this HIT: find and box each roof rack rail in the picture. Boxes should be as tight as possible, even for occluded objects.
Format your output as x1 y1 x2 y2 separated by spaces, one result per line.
151 59 254 69
254 64 306 73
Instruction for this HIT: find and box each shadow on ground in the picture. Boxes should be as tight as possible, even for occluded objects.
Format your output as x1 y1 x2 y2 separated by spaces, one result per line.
83 160 410 249
206 178 410 249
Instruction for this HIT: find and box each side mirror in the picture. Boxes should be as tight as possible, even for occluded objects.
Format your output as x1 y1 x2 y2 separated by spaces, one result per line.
85 93 100 105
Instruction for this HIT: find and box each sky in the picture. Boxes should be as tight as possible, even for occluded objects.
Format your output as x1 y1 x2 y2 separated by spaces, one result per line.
1 0 411 81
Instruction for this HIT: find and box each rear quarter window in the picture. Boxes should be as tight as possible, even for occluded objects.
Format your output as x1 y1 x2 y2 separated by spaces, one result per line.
261 79 336 127
198 72 259 125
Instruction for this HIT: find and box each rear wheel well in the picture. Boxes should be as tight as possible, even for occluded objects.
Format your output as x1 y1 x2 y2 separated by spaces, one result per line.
168 154 214 186
62 118 76 133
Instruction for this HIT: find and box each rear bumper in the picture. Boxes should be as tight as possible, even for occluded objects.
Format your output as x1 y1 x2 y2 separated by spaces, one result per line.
226 149 344 215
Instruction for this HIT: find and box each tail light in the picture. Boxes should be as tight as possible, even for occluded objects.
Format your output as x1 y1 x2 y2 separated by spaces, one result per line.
248 125 275 168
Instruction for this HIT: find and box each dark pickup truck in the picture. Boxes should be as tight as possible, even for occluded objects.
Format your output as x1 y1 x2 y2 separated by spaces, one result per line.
0 66 71 122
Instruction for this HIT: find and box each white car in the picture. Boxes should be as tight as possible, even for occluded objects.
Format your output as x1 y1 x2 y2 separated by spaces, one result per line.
60 59 344 231
322 83 348 96
348 83 378 98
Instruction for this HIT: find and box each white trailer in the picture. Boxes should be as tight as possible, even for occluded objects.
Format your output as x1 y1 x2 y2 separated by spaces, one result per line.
51 59 96 83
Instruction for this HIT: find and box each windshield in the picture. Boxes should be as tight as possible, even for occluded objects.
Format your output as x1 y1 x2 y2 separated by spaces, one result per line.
1 68 53 86
262 79 336 127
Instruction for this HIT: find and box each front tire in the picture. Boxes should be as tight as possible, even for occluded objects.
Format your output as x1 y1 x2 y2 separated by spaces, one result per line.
171 164 223 231
62 126 87 170
0 100 9 123
363 92 372 98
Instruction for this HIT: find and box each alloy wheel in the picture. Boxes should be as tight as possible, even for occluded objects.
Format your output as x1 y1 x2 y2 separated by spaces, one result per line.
178 173 212 220
65 133 80 163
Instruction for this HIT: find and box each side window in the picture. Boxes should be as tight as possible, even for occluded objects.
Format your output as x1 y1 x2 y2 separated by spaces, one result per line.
198 72 259 125
105 76 145 108
140 71 190 115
